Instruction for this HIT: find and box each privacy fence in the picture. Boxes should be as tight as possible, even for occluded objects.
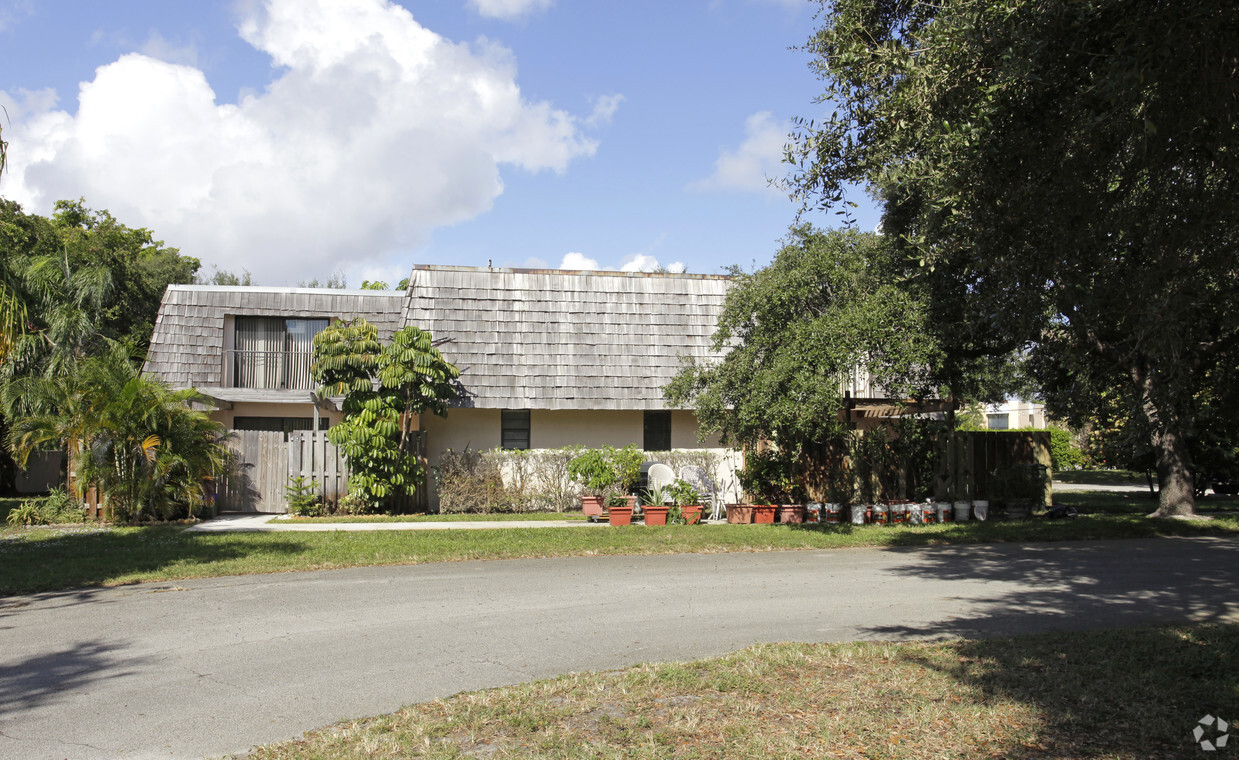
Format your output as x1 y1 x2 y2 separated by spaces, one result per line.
217 430 424 513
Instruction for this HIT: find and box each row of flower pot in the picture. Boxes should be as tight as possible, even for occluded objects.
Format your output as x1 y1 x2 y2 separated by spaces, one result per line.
581 495 705 526
724 500 992 525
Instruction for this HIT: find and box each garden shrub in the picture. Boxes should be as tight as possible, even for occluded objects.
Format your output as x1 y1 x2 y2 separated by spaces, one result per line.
5 488 86 526
285 476 326 517
1046 426 1089 470
436 447 507 513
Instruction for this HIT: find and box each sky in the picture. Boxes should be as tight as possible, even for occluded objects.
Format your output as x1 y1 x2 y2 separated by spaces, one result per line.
0 0 879 286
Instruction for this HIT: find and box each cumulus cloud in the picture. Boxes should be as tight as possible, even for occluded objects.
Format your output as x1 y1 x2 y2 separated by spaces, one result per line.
688 110 787 195
468 0 553 21
559 252 599 270
556 252 685 273
0 0 599 283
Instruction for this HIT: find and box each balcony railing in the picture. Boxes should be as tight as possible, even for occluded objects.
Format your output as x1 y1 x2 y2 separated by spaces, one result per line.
229 349 316 390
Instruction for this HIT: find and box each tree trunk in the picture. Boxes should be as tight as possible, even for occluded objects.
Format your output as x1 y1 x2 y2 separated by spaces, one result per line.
1134 365 1196 518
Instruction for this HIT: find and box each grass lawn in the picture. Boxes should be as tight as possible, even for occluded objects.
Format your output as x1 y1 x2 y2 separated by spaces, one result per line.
3 507 1239 595
282 512 589 523
242 623 1239 760
1053 468 1147 486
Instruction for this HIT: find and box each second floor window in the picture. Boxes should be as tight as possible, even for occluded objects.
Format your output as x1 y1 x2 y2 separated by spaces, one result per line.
233 317 329 389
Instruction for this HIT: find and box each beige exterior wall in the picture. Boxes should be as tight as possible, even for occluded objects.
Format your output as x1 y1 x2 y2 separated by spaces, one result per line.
421 407 741 509
208 402 344 430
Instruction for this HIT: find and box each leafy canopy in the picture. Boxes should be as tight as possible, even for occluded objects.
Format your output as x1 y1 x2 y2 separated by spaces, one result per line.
312 318 459 509
665 226 938 449
786 0 1239 516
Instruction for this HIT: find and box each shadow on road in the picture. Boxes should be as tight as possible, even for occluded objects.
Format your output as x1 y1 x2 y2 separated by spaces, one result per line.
863 539 1239 758
0 639 140 713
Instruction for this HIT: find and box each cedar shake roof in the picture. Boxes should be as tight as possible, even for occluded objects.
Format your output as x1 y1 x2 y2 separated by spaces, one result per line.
143 286 405 387
144 269 732 410
405 266 731 411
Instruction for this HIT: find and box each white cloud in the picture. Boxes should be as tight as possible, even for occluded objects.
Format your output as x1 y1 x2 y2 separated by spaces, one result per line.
688 110 787 195
559 252 599 270
0 0 599 284
665 261 686 274
620 254 658 272
0 0 33 34
467 0 553 21
140 31 199 67
585 93 624 127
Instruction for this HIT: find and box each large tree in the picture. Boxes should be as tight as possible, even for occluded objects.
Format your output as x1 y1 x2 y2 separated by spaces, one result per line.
787 0 1239 516
665 226 942 449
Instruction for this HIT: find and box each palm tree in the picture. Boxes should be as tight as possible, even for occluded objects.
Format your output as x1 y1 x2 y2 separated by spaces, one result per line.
8 342 228 522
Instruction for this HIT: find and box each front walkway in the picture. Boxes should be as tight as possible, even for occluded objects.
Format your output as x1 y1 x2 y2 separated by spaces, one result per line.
185 513 606 533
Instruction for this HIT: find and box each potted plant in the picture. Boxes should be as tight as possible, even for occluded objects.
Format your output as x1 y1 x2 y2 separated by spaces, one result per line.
641 483 670 526
606 491 632 526
568 448 619 518
738 450 784 524
774 473 806 524
667 479 703 524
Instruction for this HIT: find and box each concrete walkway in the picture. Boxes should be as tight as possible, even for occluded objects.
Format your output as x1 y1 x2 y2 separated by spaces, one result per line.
184 512 607 533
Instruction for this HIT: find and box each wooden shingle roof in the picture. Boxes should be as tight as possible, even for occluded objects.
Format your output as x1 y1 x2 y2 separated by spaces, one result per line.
404 266 731 411
144 286 405 387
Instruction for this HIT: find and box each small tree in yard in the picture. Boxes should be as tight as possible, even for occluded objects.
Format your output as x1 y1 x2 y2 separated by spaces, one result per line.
312 318 459 510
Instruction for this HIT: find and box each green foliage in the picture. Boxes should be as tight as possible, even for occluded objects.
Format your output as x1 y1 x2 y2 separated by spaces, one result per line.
1046 426 1088 471
298 272 347 289
197 267 253 286
666 479 700 508
567 445 643 498
359 280 389 290
1 490 83 527
665 226 939 451
6 343 227 522
312 318 459 510
284 476 325 517
789 0 1239 517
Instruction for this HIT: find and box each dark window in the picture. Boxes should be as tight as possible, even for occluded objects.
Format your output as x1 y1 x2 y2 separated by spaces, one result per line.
233 317 330 389
501 409 531 450
233 416 328 441
644 411 671 451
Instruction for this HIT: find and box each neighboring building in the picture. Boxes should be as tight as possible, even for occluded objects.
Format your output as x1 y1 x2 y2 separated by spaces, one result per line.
983 398 1046 430
145 266 740 510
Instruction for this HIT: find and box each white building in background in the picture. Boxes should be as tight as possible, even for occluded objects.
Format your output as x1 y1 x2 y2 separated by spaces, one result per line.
986 396 1045 426
984 398 1046 430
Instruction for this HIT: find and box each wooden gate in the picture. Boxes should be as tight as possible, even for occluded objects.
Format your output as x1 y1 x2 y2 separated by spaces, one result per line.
935 431 1052 502
218 430 423 512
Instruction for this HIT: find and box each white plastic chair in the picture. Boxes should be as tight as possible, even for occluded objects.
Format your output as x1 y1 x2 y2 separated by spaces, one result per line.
679 465 721 521
647 463 675 501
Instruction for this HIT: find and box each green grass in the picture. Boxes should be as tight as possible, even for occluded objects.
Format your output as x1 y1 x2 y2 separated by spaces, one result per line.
4 512 1239 596
1055 489 1239 514
1053 468 1146 486
242 623 1239 759
283 512 589 523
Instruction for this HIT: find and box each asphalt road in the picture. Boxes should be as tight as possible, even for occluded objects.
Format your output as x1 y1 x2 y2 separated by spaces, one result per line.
3 537 1238 759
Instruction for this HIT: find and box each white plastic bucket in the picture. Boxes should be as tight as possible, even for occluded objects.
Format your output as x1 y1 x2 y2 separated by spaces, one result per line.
953 500 972 521
934 502 950 522
909 503 924 524
850 505 866 524
972 500 989 521
824 503 842 523
872 504 889 524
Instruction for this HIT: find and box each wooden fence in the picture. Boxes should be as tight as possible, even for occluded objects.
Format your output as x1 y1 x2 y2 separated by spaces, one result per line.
218 430 349 512
935 430 1053 503
217 430 424 513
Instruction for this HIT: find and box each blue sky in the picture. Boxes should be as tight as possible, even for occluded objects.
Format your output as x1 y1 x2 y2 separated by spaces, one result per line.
0 0 878 286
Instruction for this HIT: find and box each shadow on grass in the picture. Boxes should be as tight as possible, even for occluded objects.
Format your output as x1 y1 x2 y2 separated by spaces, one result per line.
0 638 142 714
855 533 1239 756
0 526 312 596
1056 489 1239 514
1054 469 1145 486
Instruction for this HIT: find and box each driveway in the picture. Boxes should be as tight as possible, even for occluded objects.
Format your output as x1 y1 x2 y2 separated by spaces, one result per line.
3 538 1238 759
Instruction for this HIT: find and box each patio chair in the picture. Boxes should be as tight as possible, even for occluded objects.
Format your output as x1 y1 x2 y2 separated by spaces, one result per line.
646 463 676 502
679 465 721 521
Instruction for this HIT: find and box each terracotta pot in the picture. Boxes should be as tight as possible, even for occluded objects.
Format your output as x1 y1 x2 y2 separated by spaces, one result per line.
777 504 805 524
643 505 670 526
608 506 633 526
681 505 703 525
753 505 777 524
725 504 753 524
581 495 604 517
